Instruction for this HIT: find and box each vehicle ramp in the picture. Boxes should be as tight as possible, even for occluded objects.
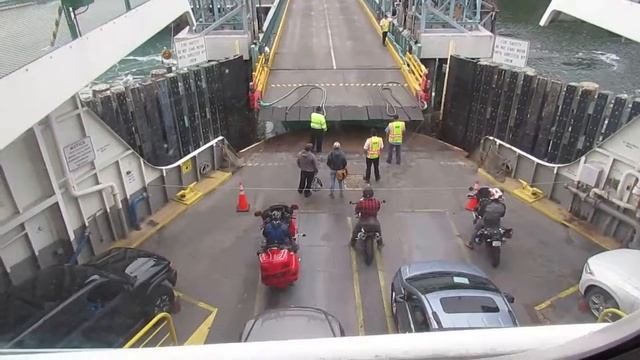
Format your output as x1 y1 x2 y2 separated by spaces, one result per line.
258 0 424 134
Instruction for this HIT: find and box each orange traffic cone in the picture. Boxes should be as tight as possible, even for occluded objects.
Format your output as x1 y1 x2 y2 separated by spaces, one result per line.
237 182 250 212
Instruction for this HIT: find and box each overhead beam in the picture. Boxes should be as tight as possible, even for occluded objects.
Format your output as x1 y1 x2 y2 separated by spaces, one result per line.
0 0 195 151
540 0 640 42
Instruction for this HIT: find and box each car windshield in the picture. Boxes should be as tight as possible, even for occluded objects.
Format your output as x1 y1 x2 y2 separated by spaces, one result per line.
406 272 500 294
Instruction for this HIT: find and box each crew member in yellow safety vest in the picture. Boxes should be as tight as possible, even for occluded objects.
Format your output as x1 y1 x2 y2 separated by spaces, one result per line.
310 106 327 153
379 15 390 46
363 128 384 182
385 114 406 165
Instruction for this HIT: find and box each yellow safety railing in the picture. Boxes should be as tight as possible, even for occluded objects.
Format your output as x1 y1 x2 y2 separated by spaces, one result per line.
252 0 291 94
403 53 427 97
123 312 178 348
597 308 627 323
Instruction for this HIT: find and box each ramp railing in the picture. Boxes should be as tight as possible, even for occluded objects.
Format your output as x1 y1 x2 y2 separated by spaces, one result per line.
123 312 178 348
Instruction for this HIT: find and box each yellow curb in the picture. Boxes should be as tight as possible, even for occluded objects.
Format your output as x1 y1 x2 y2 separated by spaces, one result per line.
111 171 232 249
477 168 620 251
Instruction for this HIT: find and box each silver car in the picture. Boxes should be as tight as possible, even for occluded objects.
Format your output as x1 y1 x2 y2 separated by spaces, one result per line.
240 306 345 342
391 260 518 332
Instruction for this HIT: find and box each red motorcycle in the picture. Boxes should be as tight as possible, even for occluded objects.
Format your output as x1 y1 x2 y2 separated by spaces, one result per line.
254 204 301 288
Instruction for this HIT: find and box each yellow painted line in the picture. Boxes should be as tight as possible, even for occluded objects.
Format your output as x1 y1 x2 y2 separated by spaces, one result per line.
374 247 395 334
534 284 579 311
444 210 472 263
477 168 619 250
347 217 366 336
184 310 217 345
174 290 219 345
174 290 218 313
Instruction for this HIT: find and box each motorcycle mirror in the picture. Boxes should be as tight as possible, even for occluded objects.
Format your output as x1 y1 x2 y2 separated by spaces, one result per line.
290 204 299 210
382 200 386 203
254 211 263 217
468 186 474 191
394 293 406 303
349 201 355 205
503 292 515 304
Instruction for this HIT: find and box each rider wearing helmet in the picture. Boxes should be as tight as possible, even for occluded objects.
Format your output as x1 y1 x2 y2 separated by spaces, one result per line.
466 188 506 249
351 185 383 248
261 205 298 251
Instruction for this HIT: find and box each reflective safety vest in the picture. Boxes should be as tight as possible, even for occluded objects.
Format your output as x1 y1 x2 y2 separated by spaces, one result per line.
367 136 383 159
380 19 390 32
310 112 327 130
388 121 405 144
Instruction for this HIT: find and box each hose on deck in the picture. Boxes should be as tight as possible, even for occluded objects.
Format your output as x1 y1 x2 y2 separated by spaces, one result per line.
259 85 327 115
378 81 406 117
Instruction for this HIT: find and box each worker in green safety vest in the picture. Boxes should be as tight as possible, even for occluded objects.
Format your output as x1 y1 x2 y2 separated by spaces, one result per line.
385 115 406 165
310 106 327 153
363 128 384 182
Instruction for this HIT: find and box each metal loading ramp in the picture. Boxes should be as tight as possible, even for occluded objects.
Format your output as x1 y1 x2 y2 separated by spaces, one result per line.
260 0 423 129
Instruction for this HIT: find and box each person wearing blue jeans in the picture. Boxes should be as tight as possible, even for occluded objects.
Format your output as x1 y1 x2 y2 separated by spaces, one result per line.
326 142 347 198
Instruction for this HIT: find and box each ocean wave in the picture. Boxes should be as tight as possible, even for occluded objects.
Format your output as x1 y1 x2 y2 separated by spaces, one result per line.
592 51 620 69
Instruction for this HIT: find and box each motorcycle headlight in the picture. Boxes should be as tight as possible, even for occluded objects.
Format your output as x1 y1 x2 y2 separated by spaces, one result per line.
583 262 593 276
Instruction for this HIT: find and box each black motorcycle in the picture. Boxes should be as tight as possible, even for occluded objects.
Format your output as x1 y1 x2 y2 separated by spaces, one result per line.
474 226 513 267
349 200 385 266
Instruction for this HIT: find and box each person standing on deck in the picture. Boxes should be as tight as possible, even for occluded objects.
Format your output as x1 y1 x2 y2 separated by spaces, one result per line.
385 115 406 165
380 15 390 46
363 129 384 183
327 142 348 198
310 106 327 153
297 143 318 197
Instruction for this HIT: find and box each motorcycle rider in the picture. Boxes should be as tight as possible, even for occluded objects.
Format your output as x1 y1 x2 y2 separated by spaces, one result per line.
466 188 506 249
261 207 298 252
351 185 384 248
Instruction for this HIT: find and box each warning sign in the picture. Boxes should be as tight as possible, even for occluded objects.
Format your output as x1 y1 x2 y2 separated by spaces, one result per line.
175 36 207 69
492 36 529 68
63 137 95 172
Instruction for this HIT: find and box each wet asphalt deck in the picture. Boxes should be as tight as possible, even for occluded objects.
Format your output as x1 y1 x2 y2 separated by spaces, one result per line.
141 130 605 343
264 0 415 107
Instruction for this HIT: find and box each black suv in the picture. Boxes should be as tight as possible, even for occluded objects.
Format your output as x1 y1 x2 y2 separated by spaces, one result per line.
0 247 178 349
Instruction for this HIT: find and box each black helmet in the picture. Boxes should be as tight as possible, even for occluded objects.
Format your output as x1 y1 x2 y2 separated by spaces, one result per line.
362 185 374 199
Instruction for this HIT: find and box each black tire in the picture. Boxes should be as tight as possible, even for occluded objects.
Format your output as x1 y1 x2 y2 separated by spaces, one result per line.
148 284 175 315
586 286 619 318
489 246 501 268
390 288 398 330
364 238 374 265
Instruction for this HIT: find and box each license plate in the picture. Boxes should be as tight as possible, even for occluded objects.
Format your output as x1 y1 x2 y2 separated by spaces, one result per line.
492 241 502 247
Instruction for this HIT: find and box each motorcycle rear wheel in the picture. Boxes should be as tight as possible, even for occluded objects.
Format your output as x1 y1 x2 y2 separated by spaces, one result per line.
364 238 374 266
489 245 501 267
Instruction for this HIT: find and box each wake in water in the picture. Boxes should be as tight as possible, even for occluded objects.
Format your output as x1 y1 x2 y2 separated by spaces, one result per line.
591 51 620 69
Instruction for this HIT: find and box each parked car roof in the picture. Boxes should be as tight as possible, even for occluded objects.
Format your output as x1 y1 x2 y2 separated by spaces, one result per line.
424 289 517 329
241 307 344 342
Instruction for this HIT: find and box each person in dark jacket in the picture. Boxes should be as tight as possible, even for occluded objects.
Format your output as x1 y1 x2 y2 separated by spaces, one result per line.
326 141 347 198
297 143 318 197
466 192 506 249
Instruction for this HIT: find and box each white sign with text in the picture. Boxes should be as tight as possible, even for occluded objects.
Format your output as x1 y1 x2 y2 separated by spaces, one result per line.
492 36 529 68
63 137 95 172
175 36 207 69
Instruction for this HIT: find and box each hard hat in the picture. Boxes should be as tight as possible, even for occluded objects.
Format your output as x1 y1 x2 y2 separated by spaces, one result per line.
362 185 374 199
